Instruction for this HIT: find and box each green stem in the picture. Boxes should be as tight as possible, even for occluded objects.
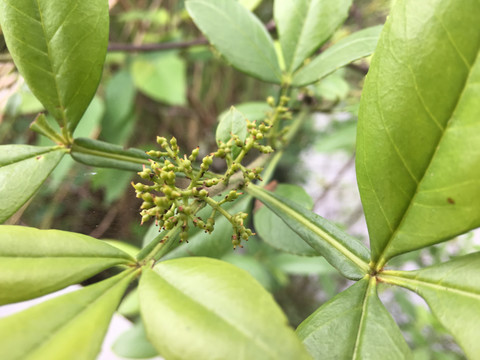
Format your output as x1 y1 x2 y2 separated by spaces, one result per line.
136 202 204 263
203 196 232 221
258 110 308 186
270 85 291 149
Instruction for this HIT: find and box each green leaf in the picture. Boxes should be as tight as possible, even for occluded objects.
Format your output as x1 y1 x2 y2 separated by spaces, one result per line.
254 184 318 256
186 0 282 83
218 101 270 123
356 0 480 269
379 252 480 359
0 145 65 223
139 258 311 360
297 278 411 359
101 70 136 144
0 0 109 132
0 270 136 360
0 225 135 305
274 0 352 73
71 137 151 171
112 320 158 359
131 52 186 106
247 184 370 279
292 26 382 87
216 106 249 158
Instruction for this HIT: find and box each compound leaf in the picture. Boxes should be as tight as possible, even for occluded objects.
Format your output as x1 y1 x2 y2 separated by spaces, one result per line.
0 0 109 132
0 270 136 360
274 0 352 73
379 252 480 359
0 145 65 223
0 225 135 305
139 257 311 360
186 0 282 83
292 26 382 87
297 278 411 359
356 0 480 267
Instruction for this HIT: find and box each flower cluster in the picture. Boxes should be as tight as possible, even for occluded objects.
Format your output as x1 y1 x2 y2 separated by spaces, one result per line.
133 95 291 248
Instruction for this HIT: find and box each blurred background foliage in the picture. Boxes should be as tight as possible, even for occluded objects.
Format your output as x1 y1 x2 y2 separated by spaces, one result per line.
0 0 476 358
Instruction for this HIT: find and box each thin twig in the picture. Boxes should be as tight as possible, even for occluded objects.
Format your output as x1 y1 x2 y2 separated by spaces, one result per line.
108 38 208 52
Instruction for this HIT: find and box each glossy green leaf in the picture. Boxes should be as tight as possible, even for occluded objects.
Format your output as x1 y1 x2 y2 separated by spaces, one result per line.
186 0 282 83
356 0 480 268
161 195 252 260
112 320 158 359
0 225 135 305
379 252 480 359
247 184 370 279
297 278 411 359
254 184 318 256
139 258 311 360
0 0 109 132
292 26 382 87
71 137 151 172
216 106 249 158
0 145 65 223
274 0 352 73
0 270 136 360
131 52 186 106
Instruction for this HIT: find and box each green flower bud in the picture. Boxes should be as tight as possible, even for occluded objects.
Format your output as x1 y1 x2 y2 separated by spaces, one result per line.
141 193 154 203
198 189 209 198
157 136 167 146
225 190 239 202
189 147 200 162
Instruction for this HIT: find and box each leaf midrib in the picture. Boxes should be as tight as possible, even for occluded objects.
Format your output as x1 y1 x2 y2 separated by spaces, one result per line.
351 278 373 359
33 0 68 127
285 0 311 73
380 272 480 301
0 146 63 167
248 184 370 274
375 47 480 270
